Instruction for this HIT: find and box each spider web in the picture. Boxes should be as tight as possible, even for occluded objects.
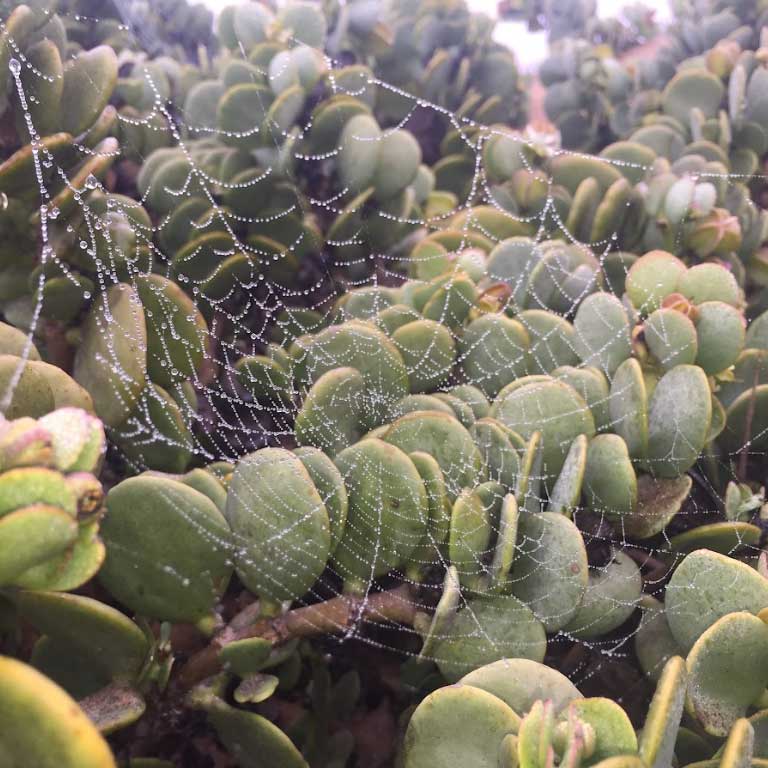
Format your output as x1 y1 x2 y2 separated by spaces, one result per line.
1 0 766 717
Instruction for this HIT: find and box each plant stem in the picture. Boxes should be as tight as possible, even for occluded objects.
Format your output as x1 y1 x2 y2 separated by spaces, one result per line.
177 584 417 690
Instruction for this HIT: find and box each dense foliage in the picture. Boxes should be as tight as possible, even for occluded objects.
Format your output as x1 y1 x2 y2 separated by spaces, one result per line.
2 0 768 766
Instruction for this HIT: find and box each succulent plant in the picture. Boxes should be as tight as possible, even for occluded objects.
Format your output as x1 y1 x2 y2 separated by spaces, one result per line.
0 8 215 476
0 654 117 767
326 0 527 129
403 656 681 768
536 0 768 174
0 407 106 591
403 651 768 767
0 6 119 314
456 128 768 265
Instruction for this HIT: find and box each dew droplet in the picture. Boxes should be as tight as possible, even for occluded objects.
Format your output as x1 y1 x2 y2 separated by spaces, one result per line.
0 193 7 211
8 58 20 75
84 173 99 190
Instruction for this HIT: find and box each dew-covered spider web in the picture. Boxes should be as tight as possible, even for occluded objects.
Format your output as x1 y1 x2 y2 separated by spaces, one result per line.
3 0 768 717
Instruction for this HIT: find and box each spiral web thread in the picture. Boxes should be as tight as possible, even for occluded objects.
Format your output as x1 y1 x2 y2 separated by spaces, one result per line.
2 5 766 708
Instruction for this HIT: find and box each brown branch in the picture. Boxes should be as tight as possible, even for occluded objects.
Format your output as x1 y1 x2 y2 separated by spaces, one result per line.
623 546 671 587
43 321 75 371
176 585 417 691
